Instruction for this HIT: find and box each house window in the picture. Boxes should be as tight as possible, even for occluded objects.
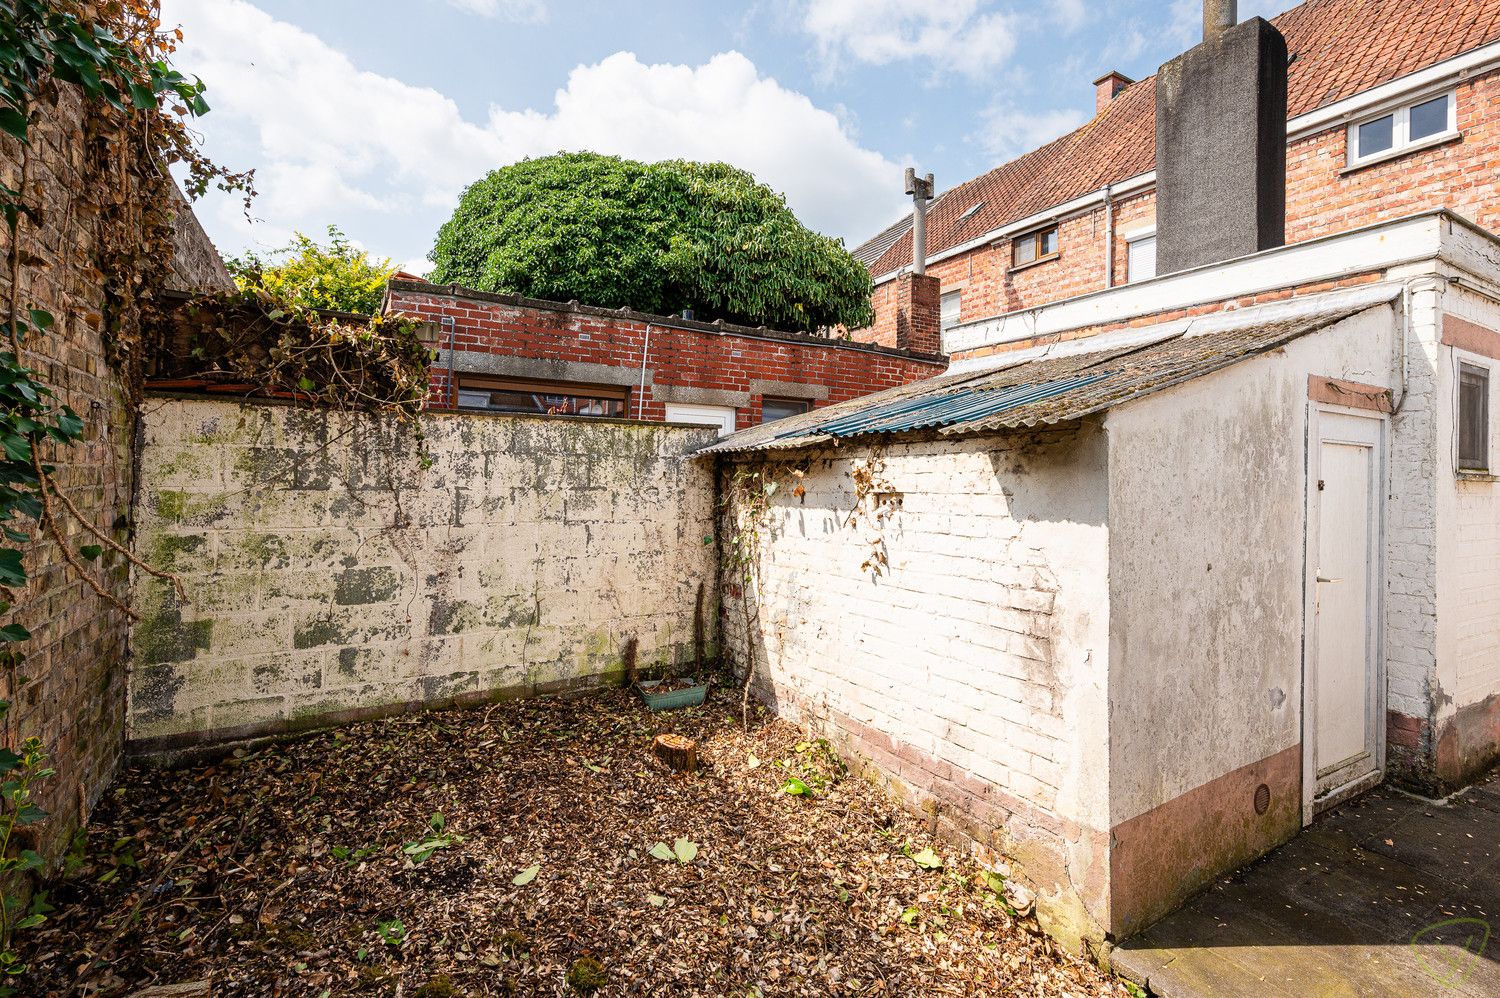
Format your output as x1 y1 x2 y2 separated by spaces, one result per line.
1459 362 1490 471
940 290 962 331
1012 225 1059 268
760 397 810 424
455 375 628 418
1347 91 1457 167
1126 233 1157 283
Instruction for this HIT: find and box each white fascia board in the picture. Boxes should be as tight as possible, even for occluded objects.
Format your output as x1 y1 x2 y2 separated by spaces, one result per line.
873 45 1500 291
944 212 1449 355
1288 40 1500 140
944 283 1402 376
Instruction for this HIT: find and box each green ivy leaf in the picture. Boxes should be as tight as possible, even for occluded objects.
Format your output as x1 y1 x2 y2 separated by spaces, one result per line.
0 624 30 643
0 107 27 141
79 545 102 561
0 550 25 587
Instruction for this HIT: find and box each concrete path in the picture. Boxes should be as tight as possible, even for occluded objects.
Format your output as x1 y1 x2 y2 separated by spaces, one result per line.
1114 770 1500 997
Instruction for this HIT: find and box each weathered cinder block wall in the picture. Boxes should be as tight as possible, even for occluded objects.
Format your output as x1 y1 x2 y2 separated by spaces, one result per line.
128 398 717 752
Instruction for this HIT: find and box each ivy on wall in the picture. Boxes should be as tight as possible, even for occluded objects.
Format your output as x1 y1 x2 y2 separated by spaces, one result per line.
0 1 255 984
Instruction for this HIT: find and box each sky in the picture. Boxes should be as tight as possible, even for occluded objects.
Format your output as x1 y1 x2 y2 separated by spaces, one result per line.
160 0 1301 273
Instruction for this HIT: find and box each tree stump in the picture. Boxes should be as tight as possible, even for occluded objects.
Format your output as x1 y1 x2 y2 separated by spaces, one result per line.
652 733 699 773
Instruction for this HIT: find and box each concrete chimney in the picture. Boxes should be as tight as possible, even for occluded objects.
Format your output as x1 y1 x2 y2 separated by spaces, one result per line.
1203 0 1237 40
898 167 940 354
1154 14 1287 275
1094 71 1134 114
904 167 935 274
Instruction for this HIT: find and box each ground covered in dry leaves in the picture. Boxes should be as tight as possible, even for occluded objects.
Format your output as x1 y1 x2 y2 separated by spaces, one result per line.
23 688 1129 997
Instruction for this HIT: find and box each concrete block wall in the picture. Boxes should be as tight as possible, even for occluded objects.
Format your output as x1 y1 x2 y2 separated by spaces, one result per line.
721 429 1113 949
128 398 718 752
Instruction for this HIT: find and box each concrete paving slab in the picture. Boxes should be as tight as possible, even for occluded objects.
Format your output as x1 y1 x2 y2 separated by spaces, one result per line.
1114 769 1500 997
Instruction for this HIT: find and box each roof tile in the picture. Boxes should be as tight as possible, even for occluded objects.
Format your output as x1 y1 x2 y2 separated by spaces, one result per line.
858 0 1500 276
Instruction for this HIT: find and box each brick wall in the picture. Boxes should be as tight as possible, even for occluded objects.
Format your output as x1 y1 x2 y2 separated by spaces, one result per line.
0 88 229 863
390 283 945 431
859 67 1500 343
721 429 1113 948
128 398 719 753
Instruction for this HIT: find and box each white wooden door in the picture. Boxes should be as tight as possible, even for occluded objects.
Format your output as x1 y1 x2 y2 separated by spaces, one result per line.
664 403 737 436
1305 408 1385 816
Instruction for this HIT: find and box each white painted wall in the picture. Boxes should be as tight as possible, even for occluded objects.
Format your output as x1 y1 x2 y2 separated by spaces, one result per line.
1435 287 1500 714
721 428 1113 940
1105 306 1399 824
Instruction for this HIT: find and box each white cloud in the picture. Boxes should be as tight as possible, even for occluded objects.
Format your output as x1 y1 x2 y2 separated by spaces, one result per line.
801 0 1016 78
162 0 905 266
975 102 1088 161
445 0 547 22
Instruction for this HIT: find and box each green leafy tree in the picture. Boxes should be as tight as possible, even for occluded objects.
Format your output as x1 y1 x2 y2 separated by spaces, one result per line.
428 152 874 332
229 226 396 315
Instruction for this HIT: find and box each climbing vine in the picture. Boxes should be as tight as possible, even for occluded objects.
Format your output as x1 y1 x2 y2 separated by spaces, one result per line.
0 1 252 985
720 464 779 729
845 448 902 580
162 290 433 417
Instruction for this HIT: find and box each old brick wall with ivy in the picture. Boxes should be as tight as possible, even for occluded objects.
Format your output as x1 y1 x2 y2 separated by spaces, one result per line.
0 88 228 865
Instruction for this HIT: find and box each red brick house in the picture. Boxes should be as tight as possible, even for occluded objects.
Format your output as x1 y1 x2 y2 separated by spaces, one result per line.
385 280 945 435
853 0 1500 360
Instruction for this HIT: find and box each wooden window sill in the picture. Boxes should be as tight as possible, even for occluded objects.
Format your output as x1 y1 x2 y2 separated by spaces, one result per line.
1008 253 1061 275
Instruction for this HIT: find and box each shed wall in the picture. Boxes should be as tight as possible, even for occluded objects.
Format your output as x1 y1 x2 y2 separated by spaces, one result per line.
1435 293 1500 788
1104 306 1399 936
721 429 1113 948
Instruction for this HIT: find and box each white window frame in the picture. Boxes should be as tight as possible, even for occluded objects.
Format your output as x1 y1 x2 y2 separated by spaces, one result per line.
940 290 962 331
1345 89 1458 169
1124 225 1156 283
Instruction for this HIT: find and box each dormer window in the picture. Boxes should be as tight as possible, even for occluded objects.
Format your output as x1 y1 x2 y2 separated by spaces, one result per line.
1346 91 1457 168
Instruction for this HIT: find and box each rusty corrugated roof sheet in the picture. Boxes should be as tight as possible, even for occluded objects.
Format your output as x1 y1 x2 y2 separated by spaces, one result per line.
856 0 1500 277
699 300 1388 454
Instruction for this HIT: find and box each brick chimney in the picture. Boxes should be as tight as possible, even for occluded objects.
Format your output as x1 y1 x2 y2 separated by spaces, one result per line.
894 272 941 354
1154 1 1287 274
1093 71 1133 114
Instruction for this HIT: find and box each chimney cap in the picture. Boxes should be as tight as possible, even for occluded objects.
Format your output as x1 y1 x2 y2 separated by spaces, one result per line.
1092 69 1135 87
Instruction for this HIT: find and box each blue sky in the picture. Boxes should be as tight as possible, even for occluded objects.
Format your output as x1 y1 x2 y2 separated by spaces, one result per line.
162 0 1298 272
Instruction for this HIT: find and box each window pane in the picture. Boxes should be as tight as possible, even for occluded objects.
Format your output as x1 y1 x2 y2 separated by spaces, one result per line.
1357 114 1394 157
1013 236 1036 266
1038 228 1058 256
1459 365 1489 470
1410 94 1449 141
761 397 810 424
1127 236 1157 282
940 291 962 330
464 387 626 417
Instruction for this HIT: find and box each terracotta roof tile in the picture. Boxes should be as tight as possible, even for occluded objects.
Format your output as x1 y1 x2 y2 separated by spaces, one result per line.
858 0 1500 276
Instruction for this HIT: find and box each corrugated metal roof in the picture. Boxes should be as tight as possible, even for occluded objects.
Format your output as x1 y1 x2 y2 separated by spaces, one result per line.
699 300 1391 455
